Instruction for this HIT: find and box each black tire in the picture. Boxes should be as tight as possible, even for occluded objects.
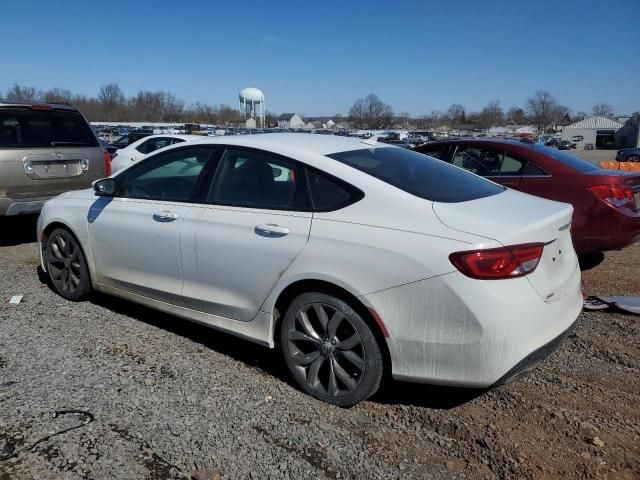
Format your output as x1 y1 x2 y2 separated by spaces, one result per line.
280 292 384 407
628 155 640 162
44 227 91 301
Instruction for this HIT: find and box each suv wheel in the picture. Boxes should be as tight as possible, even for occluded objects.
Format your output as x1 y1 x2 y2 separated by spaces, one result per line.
45 228 91 301
280 292 383 407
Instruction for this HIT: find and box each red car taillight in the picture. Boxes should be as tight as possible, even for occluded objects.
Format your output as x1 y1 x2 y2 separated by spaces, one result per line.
449 243 544 280
588 184 633 208
104 149 112 176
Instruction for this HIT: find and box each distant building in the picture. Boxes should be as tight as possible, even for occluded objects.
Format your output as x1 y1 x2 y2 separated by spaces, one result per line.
561 115 624 149
277 113 305 129
245 117 256 129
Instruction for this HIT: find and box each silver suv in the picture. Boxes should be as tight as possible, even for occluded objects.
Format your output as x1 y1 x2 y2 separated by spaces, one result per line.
0 101 108 216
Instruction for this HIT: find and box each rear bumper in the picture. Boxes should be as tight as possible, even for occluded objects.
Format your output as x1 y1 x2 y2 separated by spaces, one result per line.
573 208 640 253
492 314 578 386
363 266 583 387
0 195 55 216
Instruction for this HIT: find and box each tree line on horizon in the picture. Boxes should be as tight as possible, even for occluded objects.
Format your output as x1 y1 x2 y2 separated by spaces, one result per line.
0 82 633 133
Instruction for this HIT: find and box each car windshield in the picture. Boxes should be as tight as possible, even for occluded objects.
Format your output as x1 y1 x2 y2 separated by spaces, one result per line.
530 145 600 172
327 147 504 203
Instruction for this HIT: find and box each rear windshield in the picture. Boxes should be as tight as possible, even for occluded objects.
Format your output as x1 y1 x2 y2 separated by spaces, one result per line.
327 147 504 203
0 107 98 148
530 145 600 173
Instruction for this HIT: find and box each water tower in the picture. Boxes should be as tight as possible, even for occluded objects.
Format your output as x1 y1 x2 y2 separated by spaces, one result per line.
239 87 265 128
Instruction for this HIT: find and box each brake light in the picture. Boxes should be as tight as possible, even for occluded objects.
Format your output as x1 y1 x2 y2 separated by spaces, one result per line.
449 243 544 280
589 184 633 208
30 105 53 110
104 150 112 176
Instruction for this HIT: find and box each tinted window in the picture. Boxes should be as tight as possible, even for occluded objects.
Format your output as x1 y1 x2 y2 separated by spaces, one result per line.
208 149 310 210
415 144 449 160
117 147 211 202
0 107 98 148
499 152 526 175
307 170 363 211
522 162 548 176
451 146 501 176
530 145 600 172
136 137 175 154
328 147 504 203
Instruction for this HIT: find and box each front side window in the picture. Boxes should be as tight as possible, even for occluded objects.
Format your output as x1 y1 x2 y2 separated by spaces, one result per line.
328 147 503 203
117 147 212 202
208 148 310 210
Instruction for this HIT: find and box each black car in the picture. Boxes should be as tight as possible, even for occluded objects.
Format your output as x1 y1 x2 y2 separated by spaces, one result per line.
558 140 576 150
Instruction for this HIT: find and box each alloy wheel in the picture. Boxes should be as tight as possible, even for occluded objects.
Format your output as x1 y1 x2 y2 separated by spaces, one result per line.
47 233 82 294
286 302 366 397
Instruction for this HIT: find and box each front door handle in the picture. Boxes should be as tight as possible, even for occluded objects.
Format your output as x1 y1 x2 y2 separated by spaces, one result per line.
153 211 179 222
255 224 290 237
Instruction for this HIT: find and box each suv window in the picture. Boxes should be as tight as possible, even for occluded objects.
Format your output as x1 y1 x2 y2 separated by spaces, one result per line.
117 147 211 202
307 170 363 211
208 148 310 210
328 147 503 203
0 107 98 148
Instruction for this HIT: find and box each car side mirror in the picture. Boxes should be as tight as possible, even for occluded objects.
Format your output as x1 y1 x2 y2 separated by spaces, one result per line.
94 178 116 196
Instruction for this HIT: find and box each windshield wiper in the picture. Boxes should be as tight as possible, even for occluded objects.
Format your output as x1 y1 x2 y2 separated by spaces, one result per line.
50 141 90 146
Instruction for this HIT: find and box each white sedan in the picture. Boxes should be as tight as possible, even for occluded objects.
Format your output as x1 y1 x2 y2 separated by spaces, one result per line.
110 134 203 173
37 134 582 406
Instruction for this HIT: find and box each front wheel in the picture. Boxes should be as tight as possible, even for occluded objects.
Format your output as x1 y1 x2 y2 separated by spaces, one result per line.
628 155 640 162
280 292 384 407
45 228 91 301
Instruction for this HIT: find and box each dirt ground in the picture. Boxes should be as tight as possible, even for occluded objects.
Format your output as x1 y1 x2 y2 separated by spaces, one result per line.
0 216 638 480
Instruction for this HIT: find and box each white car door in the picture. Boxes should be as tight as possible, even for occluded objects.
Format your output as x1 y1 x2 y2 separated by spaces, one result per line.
180 147 312 321
89 146 216 303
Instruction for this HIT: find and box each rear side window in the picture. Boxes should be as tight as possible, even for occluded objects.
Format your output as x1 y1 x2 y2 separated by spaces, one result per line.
307 170 363 211
329 147 504 203
0 107 98 148
530 145 600 172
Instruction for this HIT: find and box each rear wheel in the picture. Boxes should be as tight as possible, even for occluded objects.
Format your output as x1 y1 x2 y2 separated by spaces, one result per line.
45 228 91 301
280 292 383 407
628 155 640 162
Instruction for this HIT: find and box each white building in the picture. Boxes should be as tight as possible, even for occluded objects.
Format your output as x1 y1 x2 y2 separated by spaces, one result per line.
561 115 624 149
277 113 305 129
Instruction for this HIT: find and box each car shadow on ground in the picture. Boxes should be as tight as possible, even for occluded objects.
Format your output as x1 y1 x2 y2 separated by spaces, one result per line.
84 292 486 410
0 215 38 246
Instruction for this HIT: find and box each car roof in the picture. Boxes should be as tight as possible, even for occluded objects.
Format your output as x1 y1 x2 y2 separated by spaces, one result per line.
186 132 389 156
0 101 76 110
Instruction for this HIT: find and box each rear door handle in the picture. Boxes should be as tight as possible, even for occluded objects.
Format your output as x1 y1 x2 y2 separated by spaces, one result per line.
255 224 290 237
153 211 179 222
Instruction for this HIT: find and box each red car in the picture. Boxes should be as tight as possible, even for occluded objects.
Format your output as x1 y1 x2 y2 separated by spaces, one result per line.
413 139 640 254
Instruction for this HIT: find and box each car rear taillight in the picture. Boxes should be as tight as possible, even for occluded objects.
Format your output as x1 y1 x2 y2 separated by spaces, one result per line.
30 105 53 110
449 243 544 280
104 149 112 176
589 184 633 208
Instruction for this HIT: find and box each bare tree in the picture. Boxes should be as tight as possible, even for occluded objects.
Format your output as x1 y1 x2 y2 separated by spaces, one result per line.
478 100 503 129
573 111 588 122
592 102 614 118
507 107 526 124
98 83 126 120
43 88 73 103
348 94 393 128
526 90 559 133
4 83 41 101
161 92 185 122
446 104 466 127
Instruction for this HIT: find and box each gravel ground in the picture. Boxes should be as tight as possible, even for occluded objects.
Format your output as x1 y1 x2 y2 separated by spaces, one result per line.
0 215 638 480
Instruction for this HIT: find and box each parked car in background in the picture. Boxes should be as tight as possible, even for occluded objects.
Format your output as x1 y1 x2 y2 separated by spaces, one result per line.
413 139 640 254
616 148 640 163
558 140 576 150
110 134 203 172
99 139 118 157
545 138 561 148
38 134 582 406
0 101 109 216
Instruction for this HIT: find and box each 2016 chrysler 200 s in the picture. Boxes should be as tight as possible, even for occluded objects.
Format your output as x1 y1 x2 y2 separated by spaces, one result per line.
37 134 583 406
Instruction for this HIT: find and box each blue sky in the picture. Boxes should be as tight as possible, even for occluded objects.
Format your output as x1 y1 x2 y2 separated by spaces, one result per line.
1 0 638 116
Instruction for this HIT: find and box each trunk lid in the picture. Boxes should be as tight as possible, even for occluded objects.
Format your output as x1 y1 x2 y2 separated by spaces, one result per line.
433 189 578 301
